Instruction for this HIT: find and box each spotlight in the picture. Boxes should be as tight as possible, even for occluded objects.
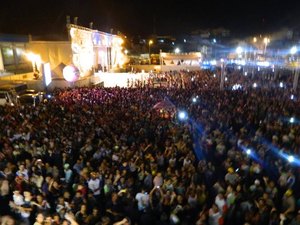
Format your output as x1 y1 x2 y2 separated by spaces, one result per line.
47 94 52 99
253 83 257 88
246 149 252 155
178 111 188 121
192 97 197 103
279 82 284 88
290 95 295 100
288 155 295 163
290 117 295 123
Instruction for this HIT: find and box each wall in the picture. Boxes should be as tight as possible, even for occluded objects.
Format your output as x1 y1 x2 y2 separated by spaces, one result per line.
27 41 72 78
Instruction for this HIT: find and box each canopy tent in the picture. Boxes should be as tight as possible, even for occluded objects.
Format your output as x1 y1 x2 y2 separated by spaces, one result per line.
153 99 176 119
153 99 176 111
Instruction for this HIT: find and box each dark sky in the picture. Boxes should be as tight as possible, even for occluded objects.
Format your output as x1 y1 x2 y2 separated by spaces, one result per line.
0 0 300 38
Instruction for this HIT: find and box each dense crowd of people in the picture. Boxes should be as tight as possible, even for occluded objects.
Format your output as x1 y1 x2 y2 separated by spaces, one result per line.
0 69 300 225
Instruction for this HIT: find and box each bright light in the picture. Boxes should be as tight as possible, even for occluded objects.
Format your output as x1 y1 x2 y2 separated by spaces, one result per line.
253 37 257 43
232 84 242 90
279 82 284 88
63 65 80 82
257 61 270 67
288 155 295 163
290 46 298 55
178 111 188 121
290 117 295 123
43 63 52 86
253 83 257 88
149 40 153 45
244 72 248 76
124 49 128 54
246 149 252 155
191 77 194 82
213 38 216 43
236 46 243 54
225 77 228 81
26 52 42 65
192 97 197 103
264 37 270 44
184 39 186 43
291 94 295 100
47 94 52 99
175 48 180 54
213 74 216 78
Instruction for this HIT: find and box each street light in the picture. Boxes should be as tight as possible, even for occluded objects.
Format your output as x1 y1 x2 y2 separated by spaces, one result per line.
148 40 153 64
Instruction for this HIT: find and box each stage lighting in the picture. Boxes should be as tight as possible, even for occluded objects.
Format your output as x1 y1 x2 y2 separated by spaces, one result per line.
178 111 188 121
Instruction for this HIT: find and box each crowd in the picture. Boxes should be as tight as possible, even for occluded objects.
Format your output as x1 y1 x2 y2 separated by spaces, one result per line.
0 69 300 225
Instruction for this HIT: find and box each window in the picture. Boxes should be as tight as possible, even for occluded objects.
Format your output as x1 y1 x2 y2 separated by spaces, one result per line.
2 47 15 65
15 46 26 63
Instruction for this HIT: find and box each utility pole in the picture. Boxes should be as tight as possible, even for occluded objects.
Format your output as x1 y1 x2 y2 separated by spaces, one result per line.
220 61 225 90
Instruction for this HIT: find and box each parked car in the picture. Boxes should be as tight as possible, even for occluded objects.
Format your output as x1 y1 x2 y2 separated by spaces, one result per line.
17 93 40 106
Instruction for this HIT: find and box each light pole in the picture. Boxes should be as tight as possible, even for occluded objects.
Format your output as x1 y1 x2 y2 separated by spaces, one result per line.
148 40 153 64
290 46 299 91
263 37 270 55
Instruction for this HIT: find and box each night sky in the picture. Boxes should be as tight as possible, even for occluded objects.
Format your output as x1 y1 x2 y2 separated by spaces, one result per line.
0 0 300 38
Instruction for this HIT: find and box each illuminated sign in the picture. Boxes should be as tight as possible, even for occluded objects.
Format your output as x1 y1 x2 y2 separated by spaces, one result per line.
42 63 52 86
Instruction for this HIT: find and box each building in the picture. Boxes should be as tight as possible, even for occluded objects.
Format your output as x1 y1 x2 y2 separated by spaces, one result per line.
0 24 125 89
0 34 32 76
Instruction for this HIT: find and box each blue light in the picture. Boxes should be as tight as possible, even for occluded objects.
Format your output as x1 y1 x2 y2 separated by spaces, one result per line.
288 155 295 163
290 46 298 55
213 38 216 43
246 149 252 155
178 111 188 121
47 94 52 99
